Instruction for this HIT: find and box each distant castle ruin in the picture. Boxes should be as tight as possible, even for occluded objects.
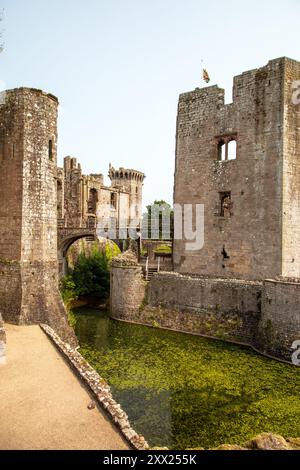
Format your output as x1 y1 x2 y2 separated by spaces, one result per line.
57 156 144 275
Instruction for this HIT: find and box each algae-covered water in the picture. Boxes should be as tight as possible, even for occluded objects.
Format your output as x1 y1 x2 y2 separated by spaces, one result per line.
74 307 300 449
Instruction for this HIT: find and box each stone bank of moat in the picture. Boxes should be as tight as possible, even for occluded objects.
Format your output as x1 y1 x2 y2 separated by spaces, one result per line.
74 307 300 450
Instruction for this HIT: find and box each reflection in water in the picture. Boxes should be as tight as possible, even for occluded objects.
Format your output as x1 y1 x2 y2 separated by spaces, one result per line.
75 308 300 449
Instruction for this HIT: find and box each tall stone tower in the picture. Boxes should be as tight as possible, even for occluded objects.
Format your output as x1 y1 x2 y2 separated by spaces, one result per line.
173 57 300 281
108 166 145 220
0 88 76 345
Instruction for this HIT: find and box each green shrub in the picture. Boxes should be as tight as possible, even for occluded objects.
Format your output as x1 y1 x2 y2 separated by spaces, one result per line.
60 275 78 309
154 244 172 254
72 250 110 300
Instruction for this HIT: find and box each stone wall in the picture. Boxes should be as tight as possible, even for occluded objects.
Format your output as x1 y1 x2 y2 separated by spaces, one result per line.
282 60 300 277
111 268 261 345
110 258 147 321
257 279 300 361
0 313 6 365
110 266 300 363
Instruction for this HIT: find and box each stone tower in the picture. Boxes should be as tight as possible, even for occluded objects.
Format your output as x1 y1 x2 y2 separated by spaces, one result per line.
0 88 76 345
173 57 300 281
108 165 145 221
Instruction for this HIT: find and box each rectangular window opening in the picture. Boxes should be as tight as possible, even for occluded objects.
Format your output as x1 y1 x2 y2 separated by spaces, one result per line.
219 191 232 217
217 136 237 161
48 139 53 161
111 192 117 209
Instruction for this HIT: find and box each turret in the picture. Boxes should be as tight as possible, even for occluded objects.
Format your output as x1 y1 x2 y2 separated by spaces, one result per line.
108 164 145 220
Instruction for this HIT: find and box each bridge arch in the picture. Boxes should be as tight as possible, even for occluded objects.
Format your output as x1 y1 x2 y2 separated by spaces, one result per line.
58 227 126 277
58 228 97 277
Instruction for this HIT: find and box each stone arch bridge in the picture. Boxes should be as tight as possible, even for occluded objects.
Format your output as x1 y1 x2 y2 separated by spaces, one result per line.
58 227 97 277
58 225 132 277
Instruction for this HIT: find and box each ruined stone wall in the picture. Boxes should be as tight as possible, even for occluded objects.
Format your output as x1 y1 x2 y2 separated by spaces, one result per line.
59 158 144 233
62 156 84 227
0 88 76 345
173 57 300 280
282 59 300 277
146 273 262 345
94 185 121 225
149 273 261 316
57 167 65 220
111 268 261 345
110 267 299 362
257 279 300 361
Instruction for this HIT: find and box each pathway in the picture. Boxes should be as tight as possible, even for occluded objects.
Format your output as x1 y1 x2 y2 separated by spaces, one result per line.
0 324 129 450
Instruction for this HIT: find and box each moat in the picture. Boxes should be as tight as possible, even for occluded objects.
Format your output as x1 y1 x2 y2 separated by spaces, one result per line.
74 307 300 450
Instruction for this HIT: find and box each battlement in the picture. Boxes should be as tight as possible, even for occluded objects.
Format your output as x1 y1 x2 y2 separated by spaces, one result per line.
63 156 81 172
178 57 299 113
108 164 145 183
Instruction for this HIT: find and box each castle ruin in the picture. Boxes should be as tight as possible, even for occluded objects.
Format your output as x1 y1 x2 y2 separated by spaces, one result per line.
57 156 144 275
0 87 144 342
173 57 300 280
111 57 300 363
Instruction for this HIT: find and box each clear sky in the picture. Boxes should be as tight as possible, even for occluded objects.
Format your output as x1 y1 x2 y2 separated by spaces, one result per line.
1 0 300 208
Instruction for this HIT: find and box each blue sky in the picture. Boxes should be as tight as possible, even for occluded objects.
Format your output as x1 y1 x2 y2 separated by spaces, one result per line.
1 0 300 207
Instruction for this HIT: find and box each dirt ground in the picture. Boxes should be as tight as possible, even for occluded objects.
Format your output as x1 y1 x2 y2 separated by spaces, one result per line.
0 323 129 450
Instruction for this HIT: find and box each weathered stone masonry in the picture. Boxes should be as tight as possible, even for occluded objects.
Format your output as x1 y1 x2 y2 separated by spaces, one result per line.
57 157 145 276
173 57 300 280
0 86 145 343
57 157 145 231
111 264 300 362
111 57 300 363
0 88 76 345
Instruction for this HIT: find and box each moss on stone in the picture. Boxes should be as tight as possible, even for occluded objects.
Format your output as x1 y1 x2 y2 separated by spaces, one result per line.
111 250 139 267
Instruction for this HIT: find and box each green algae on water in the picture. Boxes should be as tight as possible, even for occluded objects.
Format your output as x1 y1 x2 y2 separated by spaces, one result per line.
74 308 300 450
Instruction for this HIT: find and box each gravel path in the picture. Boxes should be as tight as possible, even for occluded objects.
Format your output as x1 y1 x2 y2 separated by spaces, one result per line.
0 324 129 450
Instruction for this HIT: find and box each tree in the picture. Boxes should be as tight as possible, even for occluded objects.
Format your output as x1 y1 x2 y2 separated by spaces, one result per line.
143 200 174 240
72 250 110 300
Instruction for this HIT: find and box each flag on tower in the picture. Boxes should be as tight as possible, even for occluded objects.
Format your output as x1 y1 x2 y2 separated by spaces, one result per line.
202 68 210 83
